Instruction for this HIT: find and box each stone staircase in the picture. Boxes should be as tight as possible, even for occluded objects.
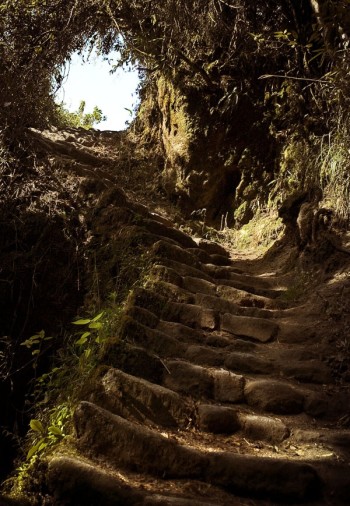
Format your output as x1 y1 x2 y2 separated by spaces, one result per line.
35 192 350 504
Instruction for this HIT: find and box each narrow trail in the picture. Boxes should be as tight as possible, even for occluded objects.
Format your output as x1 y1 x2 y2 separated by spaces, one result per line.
19 128 350 505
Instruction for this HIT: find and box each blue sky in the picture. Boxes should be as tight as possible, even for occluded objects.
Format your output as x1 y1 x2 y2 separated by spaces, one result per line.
55 50 140 131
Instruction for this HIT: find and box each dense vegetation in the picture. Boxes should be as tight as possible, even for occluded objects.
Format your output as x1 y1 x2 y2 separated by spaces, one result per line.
1 0 350 497
1 1 350 222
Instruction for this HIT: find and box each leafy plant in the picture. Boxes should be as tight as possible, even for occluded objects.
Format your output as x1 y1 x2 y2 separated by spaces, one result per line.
72 311 106 363
20 330 53 369
55 100 107 129
26 403 70 460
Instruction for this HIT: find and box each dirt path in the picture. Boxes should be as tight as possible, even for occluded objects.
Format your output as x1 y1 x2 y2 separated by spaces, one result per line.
8 127 350 505
49 203 350 504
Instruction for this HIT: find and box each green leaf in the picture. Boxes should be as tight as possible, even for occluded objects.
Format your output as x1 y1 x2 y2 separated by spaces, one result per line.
92 312 104 322
20 339 32 347
48 426 63 437
88 322 102 329
32 349 40 356
76 335 88 346
72 318 91 325
27 443 40 460
38 439 48 452
30 419 44 433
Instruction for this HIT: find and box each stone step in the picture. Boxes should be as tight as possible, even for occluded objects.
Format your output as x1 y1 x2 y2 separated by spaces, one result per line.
156 321 259 353
293 428 350 458
195 292 274 320
155 258 214 282
47 455 229 506
74 401 322 502
148 276 276 320
124 304 329 386
141 218 198 249
148 266 218 301
195 239 230 258
162 360 245 403
277 321 319 344
224 351 274 375
217 278 285 299
197 404 290 444
221 314 279 343
91 368 193 428
204 267 285 290
244 379 330 417
130 288 219 330
47 455 142 506
152 240 201 269
102 341 165 384
184 344 267 373
119 317 186 358
277 359 332 384
217 284 288 310
147 280 195 305
187 248 232 266
182 275 217 295
237 412 290 444
156 320 206 344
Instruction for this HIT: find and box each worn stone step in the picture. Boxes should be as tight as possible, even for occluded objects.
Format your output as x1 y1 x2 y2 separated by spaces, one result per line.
278 359 332 384
100 223 175 250
129 287 218 329
237 412 290 444
149 264 184 288
184 345 268 376
119 317 186 358
197 405 290 444
141 219 198 249
152 240 201 269
162 361 214 398
217 284 288 310
102 342 165 384
195 293 274 319
147 280 195 305
202 265 238 278
47 455 142 506
156 320 206 345
293 428 350 458
184 345 224 367
197 404 240 433
277 321 319 344
92 368 193 428
221 314 279 343
47 455 225 506
204 267 283 289
195 239 230 258
169 302 218 330
142 496 221 505
244 379 330 417
163 360 245 403
74 402 321 502
75 402 205 479
155 258 214 282
156 321 260 354
225 351 274 375
125 305 160 328
182 275 217 295
217 278 285 299
187 248 232 267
